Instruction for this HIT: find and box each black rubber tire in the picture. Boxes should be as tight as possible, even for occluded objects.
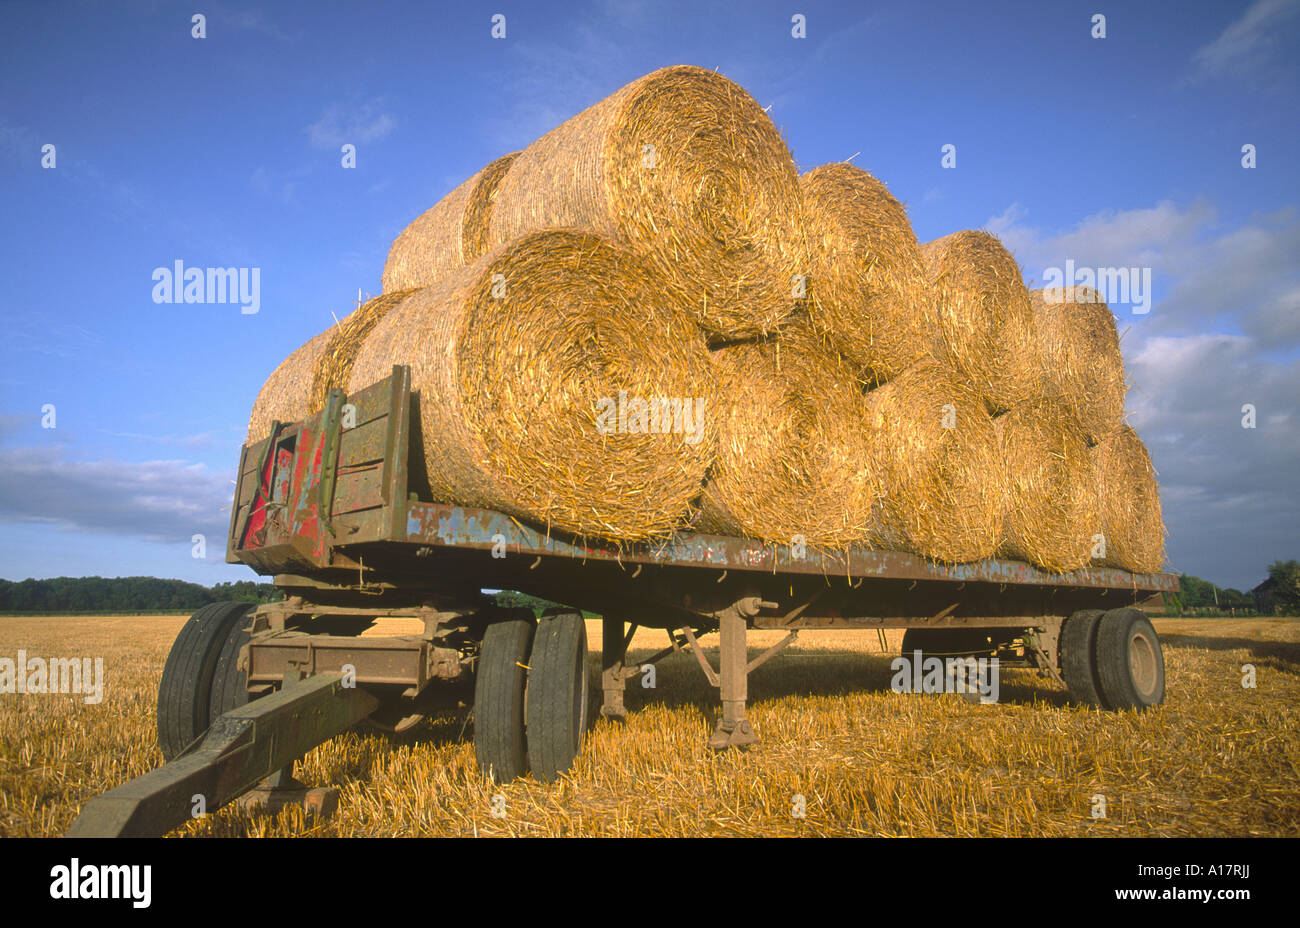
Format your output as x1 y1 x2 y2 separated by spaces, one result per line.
1095 608 1166 710
1059 609 1107 708
474 609 536 782
208 611 255 722
900 627 993 659
525 610 589 782
157 602 253 760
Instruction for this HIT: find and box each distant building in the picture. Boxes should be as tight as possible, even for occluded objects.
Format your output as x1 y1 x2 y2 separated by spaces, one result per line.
1252 578 1277 614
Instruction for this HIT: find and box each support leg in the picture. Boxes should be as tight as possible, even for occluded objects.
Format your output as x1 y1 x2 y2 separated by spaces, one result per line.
709 608 757 749
236 758 341 819
600 615 628 722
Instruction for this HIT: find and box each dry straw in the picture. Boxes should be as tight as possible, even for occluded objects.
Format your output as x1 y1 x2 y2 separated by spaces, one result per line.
310 289 418 413
1031 286 1126 443
995 399 1101 571
246 329 333 444
800 163 932 382
485 65 808 340
382 153 520 293
1092 425 1165 574
349 230 719 543
920 230 1038 413
245 291 417 443
697 329 875 549
865 359 1006 563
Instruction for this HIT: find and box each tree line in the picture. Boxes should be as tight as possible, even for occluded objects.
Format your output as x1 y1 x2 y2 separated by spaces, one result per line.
0 577 283 614
1166 560 1300 616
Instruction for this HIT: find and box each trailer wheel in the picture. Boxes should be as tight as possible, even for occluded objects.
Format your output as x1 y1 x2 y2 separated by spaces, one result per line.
157 602 254 761
1095 608 1165 710
1059 610 1106 707
474 609 536 782
526 610 589 782
208 611 255 721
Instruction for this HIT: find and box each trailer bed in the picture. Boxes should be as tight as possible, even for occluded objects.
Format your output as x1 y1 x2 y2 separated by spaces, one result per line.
66 364 1177 836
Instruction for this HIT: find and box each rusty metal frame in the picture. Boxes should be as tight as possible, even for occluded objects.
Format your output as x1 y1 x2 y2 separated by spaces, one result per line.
402 503 1177 593
244 632 464 694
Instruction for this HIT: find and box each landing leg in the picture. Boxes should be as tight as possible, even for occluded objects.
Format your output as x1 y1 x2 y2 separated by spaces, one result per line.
709 608 757 749
237 759 340 819
601 615 628 722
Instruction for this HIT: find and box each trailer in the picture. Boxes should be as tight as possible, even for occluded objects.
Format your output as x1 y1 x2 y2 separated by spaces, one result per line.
67 365 1178 836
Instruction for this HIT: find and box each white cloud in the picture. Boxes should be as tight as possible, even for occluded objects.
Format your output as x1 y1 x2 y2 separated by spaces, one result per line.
990 200 1300 347
211 4 294 41
0 443 233 545
1186 0 1300 83
307 100 396 149
988 200 1300 589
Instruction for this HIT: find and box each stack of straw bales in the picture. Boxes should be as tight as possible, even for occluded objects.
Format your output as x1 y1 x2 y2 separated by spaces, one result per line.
382 153 519 293
920 230 1037 414
864 360 1006 563
1091 424 1165 574
245 65 1165 574
353 231 719 542
698 331 874 550
800 164 930 383
1030 285 1125 442
994 398 1102 572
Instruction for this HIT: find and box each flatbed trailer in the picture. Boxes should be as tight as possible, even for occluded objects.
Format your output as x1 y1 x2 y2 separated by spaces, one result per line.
68 365 1178 836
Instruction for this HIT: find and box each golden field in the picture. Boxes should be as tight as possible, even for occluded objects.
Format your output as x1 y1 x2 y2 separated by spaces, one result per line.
1 614 1297 837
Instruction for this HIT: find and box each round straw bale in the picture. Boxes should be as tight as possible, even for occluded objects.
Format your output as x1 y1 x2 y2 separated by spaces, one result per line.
1030 285 1126 443
382 152 520 293
697 332 875 549
920 230 1037 413
246 329 333 444
994 399 1101 571
865 359 1006 563
1091 425 1165 574
486 65 808 340
309 289 417 413
800 163 931 381
349 230 719 543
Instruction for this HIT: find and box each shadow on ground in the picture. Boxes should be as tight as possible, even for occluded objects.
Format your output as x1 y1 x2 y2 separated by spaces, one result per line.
1159 634 1300 674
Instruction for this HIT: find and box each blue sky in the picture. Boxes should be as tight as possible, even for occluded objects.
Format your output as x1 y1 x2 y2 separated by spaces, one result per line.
1 0 1297 592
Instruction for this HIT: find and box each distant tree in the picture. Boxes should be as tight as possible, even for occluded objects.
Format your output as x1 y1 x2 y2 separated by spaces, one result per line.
0 576 280 613
1266 560 1300 613
1177 574 1216 608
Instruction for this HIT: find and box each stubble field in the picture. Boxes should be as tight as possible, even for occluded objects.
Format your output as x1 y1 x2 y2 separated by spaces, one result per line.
1 614 1297 837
